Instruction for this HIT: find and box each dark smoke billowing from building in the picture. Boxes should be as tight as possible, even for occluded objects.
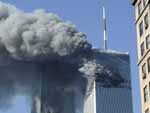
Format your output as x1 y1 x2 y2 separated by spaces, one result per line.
0 2 126 113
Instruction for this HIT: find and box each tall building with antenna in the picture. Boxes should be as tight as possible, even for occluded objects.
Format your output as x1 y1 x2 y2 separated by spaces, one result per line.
83 6 133 113
132 0 150 113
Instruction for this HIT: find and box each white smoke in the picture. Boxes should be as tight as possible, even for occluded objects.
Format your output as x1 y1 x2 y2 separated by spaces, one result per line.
79 60 104 77
0 2 91 60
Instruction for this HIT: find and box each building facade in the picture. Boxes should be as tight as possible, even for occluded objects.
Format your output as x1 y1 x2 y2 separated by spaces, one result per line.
132 0 150 113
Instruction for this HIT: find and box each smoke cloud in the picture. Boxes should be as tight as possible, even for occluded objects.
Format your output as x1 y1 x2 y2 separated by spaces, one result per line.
0 2 91 61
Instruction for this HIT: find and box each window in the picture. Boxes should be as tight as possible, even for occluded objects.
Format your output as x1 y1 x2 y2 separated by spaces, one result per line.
138 1 142 15
144 85 148 102
141 42 145 56
145 108 149 113
144 14 149 29
146 35 150 49
139 21 144 36
142 63 147 79
147 58 150 73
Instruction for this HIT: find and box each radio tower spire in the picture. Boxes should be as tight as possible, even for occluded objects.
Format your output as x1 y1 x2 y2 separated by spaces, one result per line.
102 6 108 50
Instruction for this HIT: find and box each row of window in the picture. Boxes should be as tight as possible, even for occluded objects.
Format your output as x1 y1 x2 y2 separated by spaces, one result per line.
137 0 148 16
140 35 150 57
139 13 149 37
142 57 150 79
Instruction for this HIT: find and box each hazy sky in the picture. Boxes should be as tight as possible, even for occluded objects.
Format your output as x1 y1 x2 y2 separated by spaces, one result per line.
0 0 139 113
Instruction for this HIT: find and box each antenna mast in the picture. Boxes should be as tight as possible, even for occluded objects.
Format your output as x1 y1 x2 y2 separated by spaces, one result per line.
102 6 108 50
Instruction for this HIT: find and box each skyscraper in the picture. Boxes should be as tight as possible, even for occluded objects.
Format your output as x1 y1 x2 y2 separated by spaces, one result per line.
132 0 150 113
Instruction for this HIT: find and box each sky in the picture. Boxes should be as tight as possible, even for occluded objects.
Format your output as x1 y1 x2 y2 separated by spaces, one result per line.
0 0 140 113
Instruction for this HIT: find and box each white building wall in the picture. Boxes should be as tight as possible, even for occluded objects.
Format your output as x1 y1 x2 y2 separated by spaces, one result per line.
83 82 96 113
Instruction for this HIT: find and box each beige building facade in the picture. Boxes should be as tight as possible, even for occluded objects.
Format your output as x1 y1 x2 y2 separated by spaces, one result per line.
132 0 150 113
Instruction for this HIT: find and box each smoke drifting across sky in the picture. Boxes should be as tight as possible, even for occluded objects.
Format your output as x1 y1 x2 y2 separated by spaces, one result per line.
0 2 91 60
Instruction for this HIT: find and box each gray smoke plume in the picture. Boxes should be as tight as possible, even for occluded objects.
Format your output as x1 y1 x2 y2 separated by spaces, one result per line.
0 2 91 61
0 2 125 113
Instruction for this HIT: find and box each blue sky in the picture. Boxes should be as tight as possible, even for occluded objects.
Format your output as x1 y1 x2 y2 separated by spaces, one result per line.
0 0 139 113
